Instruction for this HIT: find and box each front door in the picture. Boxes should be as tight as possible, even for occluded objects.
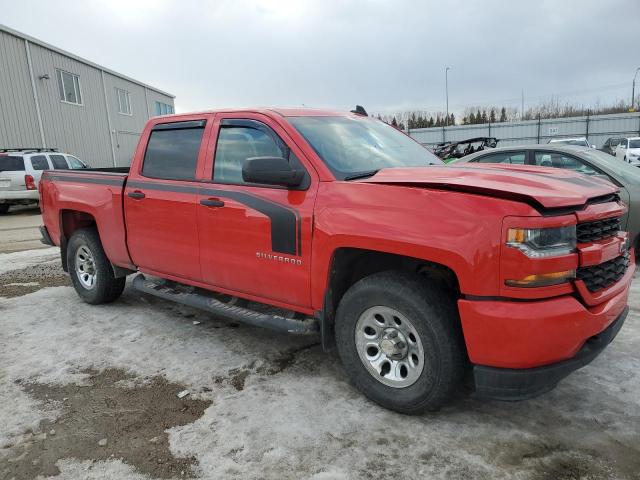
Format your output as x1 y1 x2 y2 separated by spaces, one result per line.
125 119 207 281
197 115 316 308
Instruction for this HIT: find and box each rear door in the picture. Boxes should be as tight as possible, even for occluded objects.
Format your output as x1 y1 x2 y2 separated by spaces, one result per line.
124 118 209 281
197 114 317 308
0 155 27 192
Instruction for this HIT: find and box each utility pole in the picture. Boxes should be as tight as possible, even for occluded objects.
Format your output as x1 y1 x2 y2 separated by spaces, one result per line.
445 67 450 126
632 67 640 111
521 89 524 119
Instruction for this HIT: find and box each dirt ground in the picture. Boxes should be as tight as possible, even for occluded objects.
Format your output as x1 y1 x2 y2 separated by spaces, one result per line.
1 249 639 480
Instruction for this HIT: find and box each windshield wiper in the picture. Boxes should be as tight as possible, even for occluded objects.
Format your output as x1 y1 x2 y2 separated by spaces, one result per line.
343 169 380 181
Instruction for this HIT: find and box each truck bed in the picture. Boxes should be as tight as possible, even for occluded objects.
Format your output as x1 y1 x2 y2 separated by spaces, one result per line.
39 168 133 269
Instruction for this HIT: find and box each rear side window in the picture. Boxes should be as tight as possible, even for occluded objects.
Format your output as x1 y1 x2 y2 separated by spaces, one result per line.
0 156 25 172
534 152 598 175
476 152 526 164
30 155 49 170
142 122 205 180
50 154 69 169
67 156 86 169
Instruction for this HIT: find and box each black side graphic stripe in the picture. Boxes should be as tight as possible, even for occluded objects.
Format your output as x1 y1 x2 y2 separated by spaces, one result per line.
127 180 301 256
43 173 125 186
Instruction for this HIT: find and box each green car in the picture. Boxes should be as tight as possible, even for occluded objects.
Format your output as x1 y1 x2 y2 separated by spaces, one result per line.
451 145 640 257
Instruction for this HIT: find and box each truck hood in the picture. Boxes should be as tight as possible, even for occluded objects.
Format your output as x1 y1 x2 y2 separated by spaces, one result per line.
360 164 618 210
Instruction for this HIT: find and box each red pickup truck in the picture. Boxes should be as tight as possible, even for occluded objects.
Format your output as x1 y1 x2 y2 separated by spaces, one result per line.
39 108 635 413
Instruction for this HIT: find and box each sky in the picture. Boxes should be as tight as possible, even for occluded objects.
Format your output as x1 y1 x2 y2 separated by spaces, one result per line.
1 0 638 116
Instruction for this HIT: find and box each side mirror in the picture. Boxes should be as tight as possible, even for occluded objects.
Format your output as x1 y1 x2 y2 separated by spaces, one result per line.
242 156 305 187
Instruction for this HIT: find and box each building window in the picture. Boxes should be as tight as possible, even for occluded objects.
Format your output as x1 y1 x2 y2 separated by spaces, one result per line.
155 101 174 116
56 69 82 105
116 88 132 115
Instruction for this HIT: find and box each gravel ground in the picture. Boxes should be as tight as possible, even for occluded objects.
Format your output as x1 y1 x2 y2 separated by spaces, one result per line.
0 249 639 480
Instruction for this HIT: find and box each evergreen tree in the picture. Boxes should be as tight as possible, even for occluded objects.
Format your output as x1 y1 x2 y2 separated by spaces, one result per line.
489 108 496 123
428 116 434 127
391 117 398 128
462 116 469 125
469 112 475 124
499 107 507 122
481 110 488 123
476 109 482 124
449 113 455 126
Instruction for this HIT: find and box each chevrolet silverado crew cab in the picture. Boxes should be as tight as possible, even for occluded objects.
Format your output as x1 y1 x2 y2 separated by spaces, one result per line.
39 108 635 413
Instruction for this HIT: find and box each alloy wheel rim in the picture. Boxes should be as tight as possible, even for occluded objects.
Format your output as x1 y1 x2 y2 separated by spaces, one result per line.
74 245 97 290
355 306 425 388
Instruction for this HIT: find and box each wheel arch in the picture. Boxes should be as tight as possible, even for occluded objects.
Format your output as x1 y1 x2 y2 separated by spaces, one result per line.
318 247 461 351
58 210 133 278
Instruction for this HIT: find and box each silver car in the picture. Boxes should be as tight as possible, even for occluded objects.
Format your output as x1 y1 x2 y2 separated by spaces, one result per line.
0 148 88 214
451 145 640 256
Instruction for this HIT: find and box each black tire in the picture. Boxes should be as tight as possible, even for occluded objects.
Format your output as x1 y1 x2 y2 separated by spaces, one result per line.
335 271 465 414
66 227 126 304
0 204 10 214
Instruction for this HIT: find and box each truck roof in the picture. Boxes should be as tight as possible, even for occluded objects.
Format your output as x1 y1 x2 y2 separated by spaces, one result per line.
151 107 354 120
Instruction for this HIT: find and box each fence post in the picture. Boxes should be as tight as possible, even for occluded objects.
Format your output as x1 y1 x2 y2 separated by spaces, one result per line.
488 122 491 138
442 126 446 143
536 115 541 143
585 110 590 143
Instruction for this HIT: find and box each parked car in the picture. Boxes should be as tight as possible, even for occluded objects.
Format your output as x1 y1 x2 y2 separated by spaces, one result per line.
451 145 640 257
39 108 634 413
614 137 640 166
432 137 498 161
0 148 88 214
600 137 622 156
548 137 595 148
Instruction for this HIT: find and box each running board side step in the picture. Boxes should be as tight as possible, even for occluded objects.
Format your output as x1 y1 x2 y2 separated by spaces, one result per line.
132 274 319 335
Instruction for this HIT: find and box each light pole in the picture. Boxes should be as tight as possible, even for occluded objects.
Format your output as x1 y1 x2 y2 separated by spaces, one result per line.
632 67 640 111
445 67 450 126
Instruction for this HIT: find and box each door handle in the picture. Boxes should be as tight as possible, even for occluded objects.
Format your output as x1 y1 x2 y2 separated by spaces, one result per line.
128 190 145 200
200 198 225 208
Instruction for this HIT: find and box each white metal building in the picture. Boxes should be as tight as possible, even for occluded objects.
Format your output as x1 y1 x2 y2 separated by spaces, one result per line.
0 24 175 167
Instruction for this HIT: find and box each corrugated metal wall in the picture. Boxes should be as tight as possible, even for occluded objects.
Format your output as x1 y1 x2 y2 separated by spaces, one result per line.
0 27 175 168
0 30 41 147
409 112 640 149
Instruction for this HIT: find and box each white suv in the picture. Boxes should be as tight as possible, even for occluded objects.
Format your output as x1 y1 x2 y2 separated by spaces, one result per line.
0 149 88 214
615 137 640 166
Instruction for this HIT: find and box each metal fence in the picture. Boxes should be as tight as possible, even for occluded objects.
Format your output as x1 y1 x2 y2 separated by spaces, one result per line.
408 112 640 149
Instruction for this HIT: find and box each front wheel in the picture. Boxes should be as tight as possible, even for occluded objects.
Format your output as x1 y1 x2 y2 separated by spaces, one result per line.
335 271 465 414
67 228 125 304
0 204 10 214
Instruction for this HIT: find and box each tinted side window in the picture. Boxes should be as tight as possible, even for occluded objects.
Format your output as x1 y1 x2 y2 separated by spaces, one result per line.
30 155 49 170
50 154 69 169
213 124 288 184
142 124 204 180
476 152 526 164
534 152 598 175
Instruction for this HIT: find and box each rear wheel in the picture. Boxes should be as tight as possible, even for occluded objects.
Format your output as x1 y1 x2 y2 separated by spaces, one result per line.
0 204 10 214
335 271 464 414
67 228 125 304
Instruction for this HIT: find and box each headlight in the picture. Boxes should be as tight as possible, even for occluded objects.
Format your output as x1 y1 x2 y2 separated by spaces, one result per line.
506 226 576 258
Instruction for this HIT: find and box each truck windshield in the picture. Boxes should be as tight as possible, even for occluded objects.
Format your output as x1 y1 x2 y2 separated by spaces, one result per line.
288 116 443 180
0 156 25 172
